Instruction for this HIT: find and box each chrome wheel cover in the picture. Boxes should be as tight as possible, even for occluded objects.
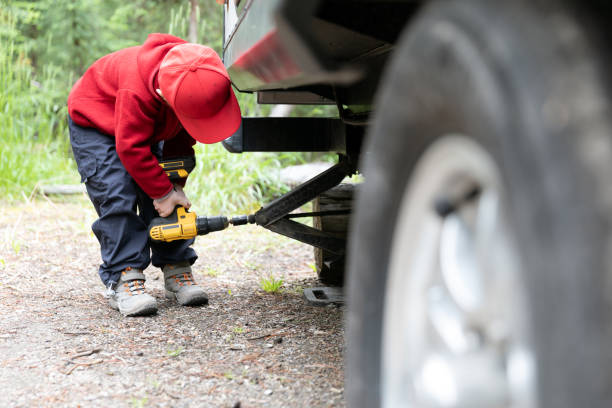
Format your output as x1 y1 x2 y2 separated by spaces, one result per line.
382 136 536 408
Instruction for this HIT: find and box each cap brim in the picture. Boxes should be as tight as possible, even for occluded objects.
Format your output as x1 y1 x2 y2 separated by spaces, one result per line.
176 89 242 144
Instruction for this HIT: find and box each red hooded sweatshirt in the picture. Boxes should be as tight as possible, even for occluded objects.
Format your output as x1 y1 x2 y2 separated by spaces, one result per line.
68 34 195 199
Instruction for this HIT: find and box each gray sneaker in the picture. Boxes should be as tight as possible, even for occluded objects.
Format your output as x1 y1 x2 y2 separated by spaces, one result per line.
107 267 157 317
163 262 208 306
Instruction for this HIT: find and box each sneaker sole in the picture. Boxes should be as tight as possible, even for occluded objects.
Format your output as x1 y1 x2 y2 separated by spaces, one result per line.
122 305 158 317
109 298 158 317
109 298 119 311
165 289 209 306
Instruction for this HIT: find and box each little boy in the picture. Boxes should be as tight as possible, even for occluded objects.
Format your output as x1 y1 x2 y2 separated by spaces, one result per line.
67 34 241 316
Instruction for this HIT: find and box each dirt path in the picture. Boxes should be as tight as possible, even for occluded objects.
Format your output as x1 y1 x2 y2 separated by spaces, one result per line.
0 199 345 407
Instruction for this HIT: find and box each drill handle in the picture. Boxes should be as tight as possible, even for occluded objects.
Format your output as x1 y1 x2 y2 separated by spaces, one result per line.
149 206 180 228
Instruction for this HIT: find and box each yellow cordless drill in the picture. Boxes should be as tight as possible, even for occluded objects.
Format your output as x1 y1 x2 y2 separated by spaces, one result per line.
149 156 235 242
149 206 229 242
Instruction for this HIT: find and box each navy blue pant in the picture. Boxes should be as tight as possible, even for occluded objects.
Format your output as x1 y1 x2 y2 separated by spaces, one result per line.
68 117 197 287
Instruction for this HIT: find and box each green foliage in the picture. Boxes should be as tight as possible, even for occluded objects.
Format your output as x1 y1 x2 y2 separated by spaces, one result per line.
31 0 107 75
165 0 223 52
7 0 209 80
259 275 284 293
0 7 77 200
186 143 310 214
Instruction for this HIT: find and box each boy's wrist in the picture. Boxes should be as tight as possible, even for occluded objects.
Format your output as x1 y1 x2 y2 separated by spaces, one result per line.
153 186 175 203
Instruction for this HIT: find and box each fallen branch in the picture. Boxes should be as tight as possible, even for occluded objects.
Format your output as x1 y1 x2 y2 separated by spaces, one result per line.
304 363 341 372
63 359 103 375
238 352 262 363
61 331 91 336
2 285 22 293
201 371 225 379
246 332 287 341
70 347 102 360
40 184 86 195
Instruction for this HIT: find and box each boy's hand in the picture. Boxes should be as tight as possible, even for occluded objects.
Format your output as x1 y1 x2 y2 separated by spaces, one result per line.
154 185 191 217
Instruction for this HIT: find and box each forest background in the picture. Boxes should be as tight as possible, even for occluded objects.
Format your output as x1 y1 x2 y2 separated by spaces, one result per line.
0 0 335 213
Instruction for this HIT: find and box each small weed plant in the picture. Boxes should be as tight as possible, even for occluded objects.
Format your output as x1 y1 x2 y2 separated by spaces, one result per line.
166 347 183 357
11 240 21 255
130 397 148 408
259 275 284 293
205 268 220 277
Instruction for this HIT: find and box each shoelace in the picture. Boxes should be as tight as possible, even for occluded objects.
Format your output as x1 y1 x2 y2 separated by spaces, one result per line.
104 282 116 299
173 273 195 287
124 280 146 296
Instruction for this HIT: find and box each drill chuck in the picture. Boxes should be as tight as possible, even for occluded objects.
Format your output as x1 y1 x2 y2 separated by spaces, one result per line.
196 216 229 235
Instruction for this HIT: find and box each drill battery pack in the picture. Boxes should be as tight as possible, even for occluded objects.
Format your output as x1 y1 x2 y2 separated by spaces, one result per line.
159 156 196 182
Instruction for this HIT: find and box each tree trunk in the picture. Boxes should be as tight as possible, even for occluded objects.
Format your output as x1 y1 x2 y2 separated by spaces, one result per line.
189 0 199 43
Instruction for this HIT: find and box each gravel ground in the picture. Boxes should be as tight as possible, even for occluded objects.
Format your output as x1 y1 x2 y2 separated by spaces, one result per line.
0 199 345 407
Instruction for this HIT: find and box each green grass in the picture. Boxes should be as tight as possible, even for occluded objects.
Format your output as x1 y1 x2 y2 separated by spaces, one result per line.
185 143 316 214
205 267 220 277
130 397 148 408
11 240 21 255
0 9 78 201
259 275 284 293
166 346 184 357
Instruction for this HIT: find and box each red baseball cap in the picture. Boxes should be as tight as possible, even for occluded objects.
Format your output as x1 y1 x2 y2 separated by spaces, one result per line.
158 43 241 144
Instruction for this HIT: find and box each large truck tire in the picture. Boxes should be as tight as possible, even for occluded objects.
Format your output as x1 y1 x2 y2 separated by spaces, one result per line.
346 1 612 407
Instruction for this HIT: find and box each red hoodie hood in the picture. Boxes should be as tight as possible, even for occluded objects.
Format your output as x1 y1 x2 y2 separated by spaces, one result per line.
137 33 187 100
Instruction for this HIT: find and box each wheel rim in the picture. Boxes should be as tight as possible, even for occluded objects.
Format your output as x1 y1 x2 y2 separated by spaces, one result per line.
381 136 536 408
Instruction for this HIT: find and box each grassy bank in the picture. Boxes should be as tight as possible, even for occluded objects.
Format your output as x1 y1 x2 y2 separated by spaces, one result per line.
0 11 78 201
